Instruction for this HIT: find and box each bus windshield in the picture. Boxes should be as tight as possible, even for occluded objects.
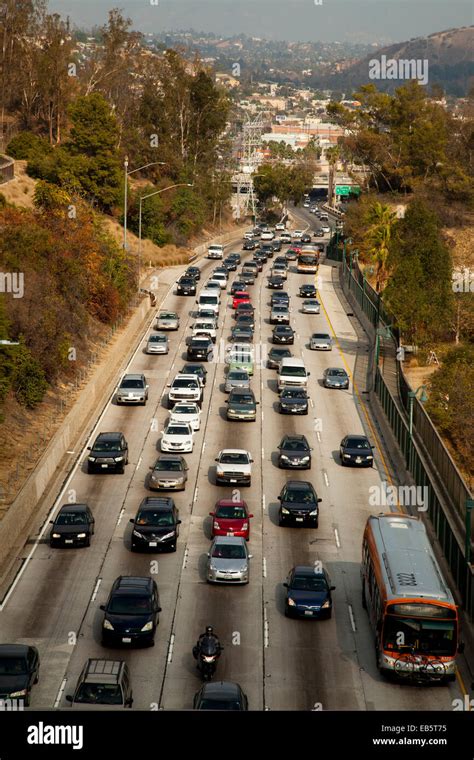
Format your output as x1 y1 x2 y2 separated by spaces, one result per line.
383 615 456 657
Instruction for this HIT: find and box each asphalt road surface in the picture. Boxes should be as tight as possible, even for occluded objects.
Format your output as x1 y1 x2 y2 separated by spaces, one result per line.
0 218 468 712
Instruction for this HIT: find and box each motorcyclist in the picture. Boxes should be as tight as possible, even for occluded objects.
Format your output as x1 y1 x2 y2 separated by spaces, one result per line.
193 626 222 659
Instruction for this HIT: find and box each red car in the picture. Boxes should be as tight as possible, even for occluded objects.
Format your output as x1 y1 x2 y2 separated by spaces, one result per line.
232 292 251 309
209 500 253 540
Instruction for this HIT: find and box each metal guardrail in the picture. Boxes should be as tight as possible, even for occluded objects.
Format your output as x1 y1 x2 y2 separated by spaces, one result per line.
0 155 14 184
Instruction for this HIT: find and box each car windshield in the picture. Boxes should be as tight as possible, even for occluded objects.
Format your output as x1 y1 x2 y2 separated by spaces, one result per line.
273 307 288 313
108 595 152 614
346 438 370 449
120 379 144 389
304 300 319 305
199 297 217 304
281 367 306 376
271 350 290 358
180 278 194 284
173 379 198 388
283 488 315 503
195 323 213 330
75 684 123 705
282 439 308 451
0 657 27 675
229 372 248 380
165 425 190 436
328 369 347 377
149 335 166 342
292 576 328 592
220 453 249 464
56 512 88 525
212 544 246 559
159 313 177 320
230 394 254 404
136 510 175 526
191 340 210 348
275 327 292 333
313 334 330 340
93 439 120 451
154 460 183 471
282 389 306 398
172 405 197 414
216 506 247 519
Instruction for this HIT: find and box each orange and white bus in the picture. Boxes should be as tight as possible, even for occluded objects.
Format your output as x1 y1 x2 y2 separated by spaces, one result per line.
361 513 461 684
296 247 320 274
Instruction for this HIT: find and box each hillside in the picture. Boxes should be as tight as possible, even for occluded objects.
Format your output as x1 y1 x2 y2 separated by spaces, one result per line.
322 26 474 96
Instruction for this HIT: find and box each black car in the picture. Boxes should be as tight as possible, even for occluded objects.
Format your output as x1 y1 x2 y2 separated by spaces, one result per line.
176 276 197 296
230 281 248 295
242 239 257 251
259 243 274 258
223 258 237 271
299 284 317 298
271 238 282 252
272 325 295 344
267 347 292 369
0 644 40 706
235 314 255 331
193 681 248 711
278 387 309 415
340 435 375 467
274 256 288 268
230 325 253 343
180 363 207 386
187 337 214 362
87 432 129 474
278 480 321 527
268 275 284 289
185 266 201 280
228 252 241 264
254 250 268 263
301 232 312 244
283 565 335 619
277 434 312 469
50 503 95 547
271 291 290 306
130 497 181 551
100 576 161 647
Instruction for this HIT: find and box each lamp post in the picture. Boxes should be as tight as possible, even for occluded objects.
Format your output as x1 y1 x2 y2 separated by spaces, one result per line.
123 159 167 251
349 248 359 291
138 183 194 288
407 384 428 470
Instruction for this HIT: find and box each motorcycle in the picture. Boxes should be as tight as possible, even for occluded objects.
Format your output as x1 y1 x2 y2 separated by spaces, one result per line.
193 637 222 681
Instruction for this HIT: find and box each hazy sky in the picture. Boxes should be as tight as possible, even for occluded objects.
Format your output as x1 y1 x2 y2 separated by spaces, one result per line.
48 0 473 44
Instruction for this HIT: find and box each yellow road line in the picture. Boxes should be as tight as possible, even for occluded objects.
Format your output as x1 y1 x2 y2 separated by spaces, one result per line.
456 668 470 703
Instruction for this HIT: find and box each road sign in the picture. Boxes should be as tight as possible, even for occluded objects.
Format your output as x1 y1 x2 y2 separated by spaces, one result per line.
335 185 360 196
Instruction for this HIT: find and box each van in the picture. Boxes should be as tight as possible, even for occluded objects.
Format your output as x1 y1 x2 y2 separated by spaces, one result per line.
278 357 310 390
196 293 220 313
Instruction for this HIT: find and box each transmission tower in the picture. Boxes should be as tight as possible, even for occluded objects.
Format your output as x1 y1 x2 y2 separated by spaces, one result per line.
232 113 267 222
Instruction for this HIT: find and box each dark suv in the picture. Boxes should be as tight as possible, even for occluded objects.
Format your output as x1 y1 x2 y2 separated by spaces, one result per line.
100 576 161 647
278 481 322 527
87 432 129 474
130 497 181 551
176 276 197 296
187 336 214 362
0 644 40 707
66 659 133 709
50 503 95 547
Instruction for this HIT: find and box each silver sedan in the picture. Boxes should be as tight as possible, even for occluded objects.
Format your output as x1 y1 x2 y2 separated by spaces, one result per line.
310 333 332 350
302 299 320 315
146 333 169 354
224 369 251 393
206 536 252 584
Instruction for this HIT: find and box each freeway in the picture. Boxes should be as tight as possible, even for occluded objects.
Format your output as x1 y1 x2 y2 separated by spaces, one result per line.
0 219 468 712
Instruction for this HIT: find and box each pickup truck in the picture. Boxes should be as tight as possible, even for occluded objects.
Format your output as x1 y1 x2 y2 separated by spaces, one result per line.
207 244 224 259
215 449 253 487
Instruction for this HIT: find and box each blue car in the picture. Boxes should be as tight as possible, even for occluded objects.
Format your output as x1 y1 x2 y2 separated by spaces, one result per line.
283 565 335 619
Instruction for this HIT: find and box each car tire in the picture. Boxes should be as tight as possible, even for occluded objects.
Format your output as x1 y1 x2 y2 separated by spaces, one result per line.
34 670 39 685
85 536 91 547
313 519 319 528
24 692 31 708
169 543 177 553
117 466 125 474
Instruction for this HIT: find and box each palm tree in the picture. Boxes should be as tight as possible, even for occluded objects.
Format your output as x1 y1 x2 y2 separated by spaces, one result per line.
365 201 397 292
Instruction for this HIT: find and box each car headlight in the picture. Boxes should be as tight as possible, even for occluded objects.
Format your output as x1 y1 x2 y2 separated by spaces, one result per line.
133 530 145 539
287 598 296 607
281 507 290 515
141 621 154 632
309 509 318 516
160 531 176 541
103 620 114 630
300 456 310 462
280 454 289 461
52 533 61 539
9 689 27 698
343 454 351 459
322 599 331 609
114 456 124 462
88 456 96 462
76 533 87 539
366 455 373 460
213 522 220 530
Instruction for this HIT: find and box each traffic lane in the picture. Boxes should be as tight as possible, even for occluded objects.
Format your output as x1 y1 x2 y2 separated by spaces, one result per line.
159 271 265 710
0 253 235 707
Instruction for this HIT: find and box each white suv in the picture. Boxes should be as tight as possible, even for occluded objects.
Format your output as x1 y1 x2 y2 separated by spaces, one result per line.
207 244 224 259
215 449 253 487
167 374 202 408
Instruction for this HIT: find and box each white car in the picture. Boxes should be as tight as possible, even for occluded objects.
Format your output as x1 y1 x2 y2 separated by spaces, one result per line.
275 222 286 231
210 272 227 289
244 231 255 240
280 232 292 243
215 448 253 487
261 230 275 241
203 280 222 293
192 321 217 342
168 375 202 407
292 230 304 239
321 225 331 234
161 421 194 452
169 402 201 431
208 244 224 259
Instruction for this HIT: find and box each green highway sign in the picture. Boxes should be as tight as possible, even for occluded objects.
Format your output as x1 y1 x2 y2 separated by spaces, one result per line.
335 185 360 196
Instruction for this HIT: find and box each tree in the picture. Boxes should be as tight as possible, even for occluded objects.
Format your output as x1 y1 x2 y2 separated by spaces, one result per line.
12 337 47 408
364 201 397 292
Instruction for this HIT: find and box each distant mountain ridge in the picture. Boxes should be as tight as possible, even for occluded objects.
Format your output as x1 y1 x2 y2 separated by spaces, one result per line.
321 27 474 96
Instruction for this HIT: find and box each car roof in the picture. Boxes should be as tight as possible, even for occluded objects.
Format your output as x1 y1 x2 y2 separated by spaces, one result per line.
293 565 326 577
220 448 250 455
199 681 242 697
121 373 144 380
345 434 369 442
58 503 89 513
95 432 122 441
113 576 154 591
281 434 307 443
84 659 125 683
213 535 246 545
0 644 30 657
140 495 175 508
284 480 313 489
216 499 247 508
229 387 255 396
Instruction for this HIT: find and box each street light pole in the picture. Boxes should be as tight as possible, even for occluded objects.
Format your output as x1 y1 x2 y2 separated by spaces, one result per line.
123 159 167 251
